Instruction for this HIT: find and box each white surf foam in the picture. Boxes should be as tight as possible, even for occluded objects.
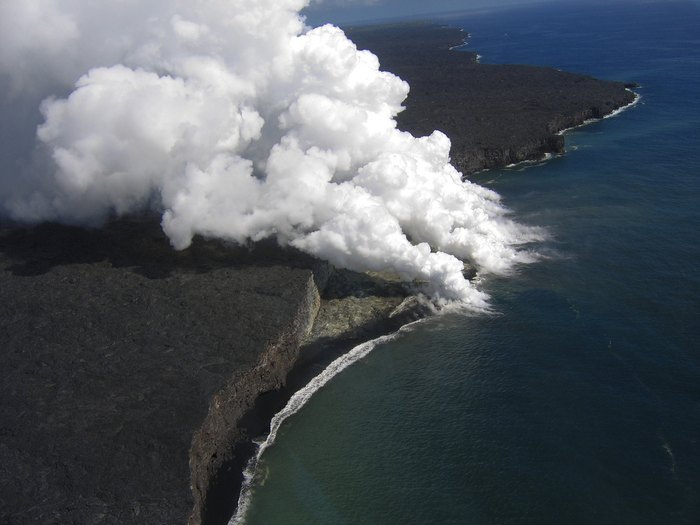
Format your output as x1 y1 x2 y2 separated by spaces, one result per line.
504 151 558 170
228 320 424 525
449 30 471 50
557 90 642 136
604 89 642 119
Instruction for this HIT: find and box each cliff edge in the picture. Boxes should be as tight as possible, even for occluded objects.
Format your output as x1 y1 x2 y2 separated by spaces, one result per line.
0 220 326 524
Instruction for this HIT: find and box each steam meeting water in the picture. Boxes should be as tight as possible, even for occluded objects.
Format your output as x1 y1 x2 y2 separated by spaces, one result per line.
240 2 700 523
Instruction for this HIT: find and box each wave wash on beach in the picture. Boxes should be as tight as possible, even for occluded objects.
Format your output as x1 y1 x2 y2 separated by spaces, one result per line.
0 0 543 306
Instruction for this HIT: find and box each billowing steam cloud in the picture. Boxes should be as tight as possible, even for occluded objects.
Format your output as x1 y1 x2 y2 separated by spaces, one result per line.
0 0 542 307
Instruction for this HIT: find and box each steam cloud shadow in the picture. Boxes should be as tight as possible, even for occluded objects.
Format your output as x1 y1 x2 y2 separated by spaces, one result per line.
0 216 324 280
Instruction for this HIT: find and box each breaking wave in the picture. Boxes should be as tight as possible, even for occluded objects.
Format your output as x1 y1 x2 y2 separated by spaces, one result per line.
229 320 422 525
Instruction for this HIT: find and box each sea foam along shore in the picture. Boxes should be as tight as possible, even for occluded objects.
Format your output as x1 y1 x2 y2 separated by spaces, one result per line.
504 89 641 170
229 319 426 525
556 89 642 136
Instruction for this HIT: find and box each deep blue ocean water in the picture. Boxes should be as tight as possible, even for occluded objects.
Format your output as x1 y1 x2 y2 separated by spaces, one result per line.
240 1 700 523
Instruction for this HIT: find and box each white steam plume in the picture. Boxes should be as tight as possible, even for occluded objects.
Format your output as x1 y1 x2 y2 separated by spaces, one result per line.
0 0 543 307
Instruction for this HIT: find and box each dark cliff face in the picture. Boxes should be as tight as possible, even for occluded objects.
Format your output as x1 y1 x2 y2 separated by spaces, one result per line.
191 267 419 525
188 273 321 525
0 220 323 524
345 22 635 175
0 220 412 525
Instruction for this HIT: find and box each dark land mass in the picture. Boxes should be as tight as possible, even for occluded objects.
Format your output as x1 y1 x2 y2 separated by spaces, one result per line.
0 218 419 525
345 22 636 174
0 22 636 525
0 219 323 525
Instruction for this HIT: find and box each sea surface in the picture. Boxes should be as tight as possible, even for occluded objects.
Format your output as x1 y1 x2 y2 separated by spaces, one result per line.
237 1 700 523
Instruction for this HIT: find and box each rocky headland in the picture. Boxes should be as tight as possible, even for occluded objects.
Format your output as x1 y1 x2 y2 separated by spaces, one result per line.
0 22 636 525
345 22 637 174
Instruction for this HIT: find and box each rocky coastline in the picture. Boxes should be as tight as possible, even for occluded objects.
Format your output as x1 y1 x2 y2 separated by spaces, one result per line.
0 22 637 525
345 22 637 174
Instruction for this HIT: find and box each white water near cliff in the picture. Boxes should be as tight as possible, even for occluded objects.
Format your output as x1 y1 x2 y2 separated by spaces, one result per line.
229 319 430 525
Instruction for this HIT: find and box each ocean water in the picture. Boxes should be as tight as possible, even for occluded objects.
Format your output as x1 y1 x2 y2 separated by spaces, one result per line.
238 1 700 523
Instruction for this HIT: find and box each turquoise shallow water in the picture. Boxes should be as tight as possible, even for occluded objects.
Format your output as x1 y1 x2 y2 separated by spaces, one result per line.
241 1 700 523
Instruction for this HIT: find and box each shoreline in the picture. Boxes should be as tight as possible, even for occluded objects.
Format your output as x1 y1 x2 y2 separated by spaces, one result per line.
230 319 425 524
214 86 641 525
556 89 642 136
346 23 638 176
500 89 642 171
201 284 430 525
